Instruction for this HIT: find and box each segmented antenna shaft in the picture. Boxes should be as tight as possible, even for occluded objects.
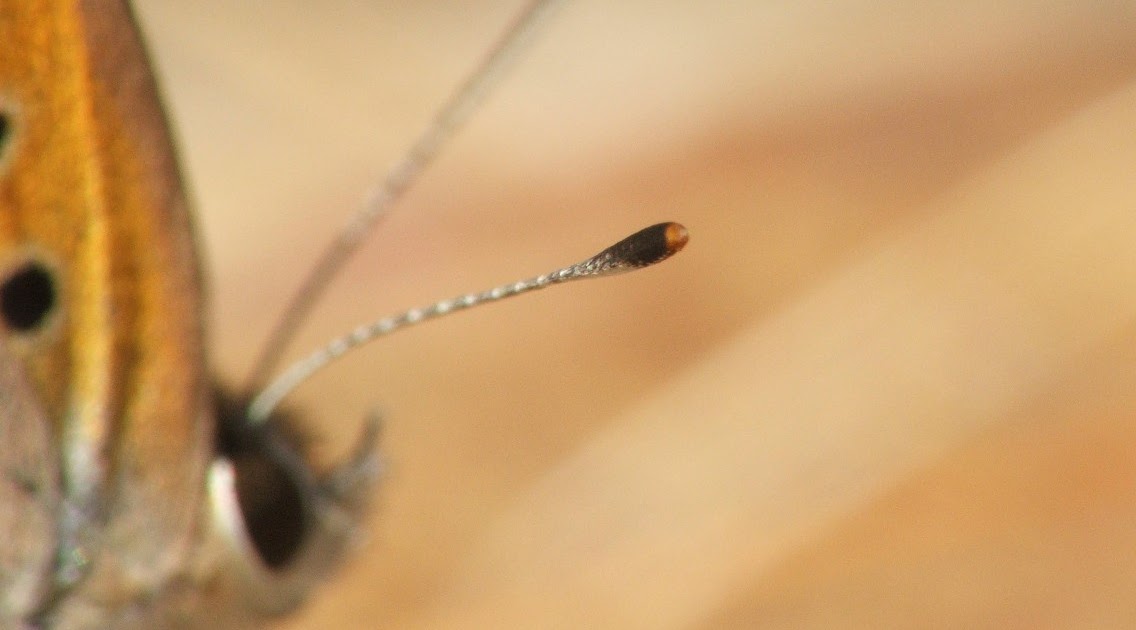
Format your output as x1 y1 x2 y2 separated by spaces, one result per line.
248 223 688 423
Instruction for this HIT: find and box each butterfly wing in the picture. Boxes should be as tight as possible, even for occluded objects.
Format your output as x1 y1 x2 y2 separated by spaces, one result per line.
0 337 59 623
0 3 379 626
0 0 211 625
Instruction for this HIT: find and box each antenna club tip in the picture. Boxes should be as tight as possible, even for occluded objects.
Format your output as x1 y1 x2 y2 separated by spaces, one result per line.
663 222 689 254
608 221 689 269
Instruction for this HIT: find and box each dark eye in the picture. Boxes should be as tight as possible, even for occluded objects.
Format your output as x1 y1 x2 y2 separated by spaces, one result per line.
214 392 309 569
1 262 57 333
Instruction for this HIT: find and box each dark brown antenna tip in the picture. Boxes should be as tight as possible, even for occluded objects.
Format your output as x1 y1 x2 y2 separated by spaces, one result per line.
610 222 689 268
571 222 690 278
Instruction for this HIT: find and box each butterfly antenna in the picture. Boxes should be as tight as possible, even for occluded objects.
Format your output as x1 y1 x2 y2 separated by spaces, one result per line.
247 222 689 423
245 0 566 391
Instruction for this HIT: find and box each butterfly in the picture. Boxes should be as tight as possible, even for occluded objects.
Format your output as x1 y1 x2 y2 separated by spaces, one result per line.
0 1 685 627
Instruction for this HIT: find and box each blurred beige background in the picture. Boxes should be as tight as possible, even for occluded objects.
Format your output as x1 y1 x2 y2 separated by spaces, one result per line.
133 1 1136 628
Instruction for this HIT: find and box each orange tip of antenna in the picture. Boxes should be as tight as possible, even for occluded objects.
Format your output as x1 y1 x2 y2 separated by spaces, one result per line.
664 222 690 253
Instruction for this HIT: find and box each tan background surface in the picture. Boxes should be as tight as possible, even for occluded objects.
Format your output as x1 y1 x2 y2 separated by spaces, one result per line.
132 1 1136 628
